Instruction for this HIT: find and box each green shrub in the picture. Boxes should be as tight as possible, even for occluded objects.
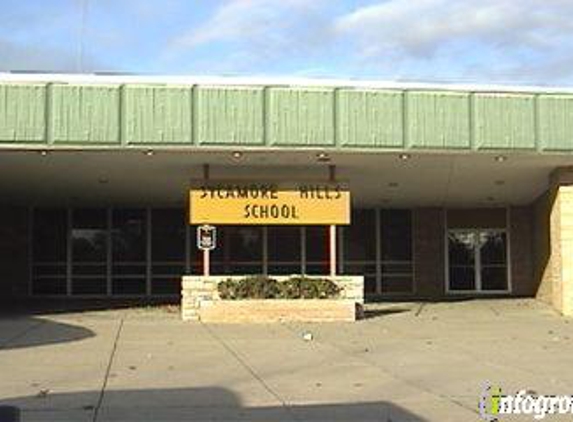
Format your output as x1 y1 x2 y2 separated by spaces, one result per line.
279 276 341 299
218 275 280 299
217 275 340 300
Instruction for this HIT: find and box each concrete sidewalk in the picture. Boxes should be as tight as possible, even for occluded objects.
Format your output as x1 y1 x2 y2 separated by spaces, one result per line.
0 299 572 421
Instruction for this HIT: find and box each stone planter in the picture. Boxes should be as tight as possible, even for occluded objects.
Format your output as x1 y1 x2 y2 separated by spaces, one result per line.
181 275 364 323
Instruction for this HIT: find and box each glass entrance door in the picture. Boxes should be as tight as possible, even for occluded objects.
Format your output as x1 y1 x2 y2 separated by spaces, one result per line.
447 229 508 293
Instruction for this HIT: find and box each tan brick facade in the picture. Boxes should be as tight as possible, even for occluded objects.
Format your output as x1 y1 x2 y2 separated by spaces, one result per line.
530 169 573 316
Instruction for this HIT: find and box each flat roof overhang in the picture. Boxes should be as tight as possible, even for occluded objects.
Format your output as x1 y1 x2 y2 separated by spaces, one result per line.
1 74 573 154
0 149 565 208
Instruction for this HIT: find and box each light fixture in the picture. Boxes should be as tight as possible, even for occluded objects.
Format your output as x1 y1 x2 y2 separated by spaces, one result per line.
98 178 109 185
494 180 505 186
144 149 155 157
38 150 49 156
388 182 399 188
398 153 411 161
316 152 331 163
494 155 507 162
486 196 495 202
231 151 243 160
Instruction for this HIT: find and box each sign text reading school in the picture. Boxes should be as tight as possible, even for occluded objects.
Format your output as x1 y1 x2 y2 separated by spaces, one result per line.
189 183 350 225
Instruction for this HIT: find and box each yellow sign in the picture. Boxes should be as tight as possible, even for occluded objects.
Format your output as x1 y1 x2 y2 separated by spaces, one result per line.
189 183 350 225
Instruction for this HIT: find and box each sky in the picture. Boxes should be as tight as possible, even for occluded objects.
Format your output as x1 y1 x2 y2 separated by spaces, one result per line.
1 0 573 85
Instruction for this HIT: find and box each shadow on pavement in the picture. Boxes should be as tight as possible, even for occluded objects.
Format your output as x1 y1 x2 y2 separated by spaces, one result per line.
362 307 412 320
0 387 427 421
0 298 179 317
0 317 94 351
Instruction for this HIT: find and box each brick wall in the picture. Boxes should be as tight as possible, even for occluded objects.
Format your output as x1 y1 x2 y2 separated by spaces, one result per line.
509 206 535 296
532 191 554 304
0 206 29 298
412 208 445 298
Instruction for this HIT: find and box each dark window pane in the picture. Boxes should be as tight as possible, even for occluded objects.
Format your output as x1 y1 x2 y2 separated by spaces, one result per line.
481 267 508 291
449 267 475 291
364 275 377 294
33 264 66 277
112 209 147 294
344 210 376 261
382 275 414 293
305 227 328 275
381 210 412 261
73 264 106 276
268 226 302 274
152 209 185 261
152 277 180 295
344 263 376 275
72 209 107 262
381 263 412 274
113 278 146 295
211 226 263 275
305 264 328 275
188 226 200 271
268 226 301 262
152 264 185 275
72 278 106 295
305 227 327 262
480 232 507 265
32 278 66 295
113 264 146 275
71 209 107 295
33 209 67 262
112 209 146 261
267 264 301 275
32 209 68 296
448 232 476 265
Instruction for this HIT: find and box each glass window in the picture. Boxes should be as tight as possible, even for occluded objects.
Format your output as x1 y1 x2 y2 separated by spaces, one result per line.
71 209 107 295
151 209 185 295
32 209 67 295
380 210 413 294
448 231 477 291
268 226 302 275
380 210 412 261
344 210 376 261
448 230 508 292
480 231 508 291
211 226 263 275
112 209 147 295
305 227 328 275
343 209 376 293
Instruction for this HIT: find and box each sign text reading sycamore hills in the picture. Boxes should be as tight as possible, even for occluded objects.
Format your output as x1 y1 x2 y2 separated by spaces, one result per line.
189 183 350 225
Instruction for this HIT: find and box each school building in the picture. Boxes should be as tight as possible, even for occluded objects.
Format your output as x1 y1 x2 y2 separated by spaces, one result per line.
1 73 572 316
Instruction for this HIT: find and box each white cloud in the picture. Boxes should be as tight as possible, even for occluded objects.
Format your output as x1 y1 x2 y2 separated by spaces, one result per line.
334 0 573 59
171 0 327 50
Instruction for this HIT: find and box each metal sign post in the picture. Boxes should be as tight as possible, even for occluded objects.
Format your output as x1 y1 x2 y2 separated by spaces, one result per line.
197 224 216 276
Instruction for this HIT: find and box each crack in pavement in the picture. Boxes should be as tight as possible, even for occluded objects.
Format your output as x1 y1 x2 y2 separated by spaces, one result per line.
92 318 124 422
201 323 300 422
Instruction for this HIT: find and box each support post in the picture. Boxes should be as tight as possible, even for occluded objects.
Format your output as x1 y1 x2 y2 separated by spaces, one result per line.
328 164 337 277
329 224 337 277
203 164 210 277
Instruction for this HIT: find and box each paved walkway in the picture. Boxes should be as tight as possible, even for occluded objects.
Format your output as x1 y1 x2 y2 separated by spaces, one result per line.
0 299 572 421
